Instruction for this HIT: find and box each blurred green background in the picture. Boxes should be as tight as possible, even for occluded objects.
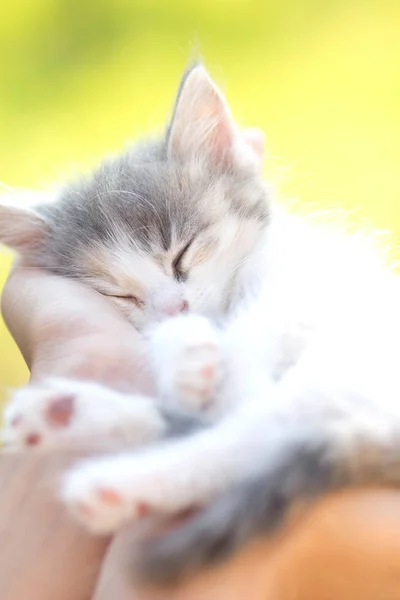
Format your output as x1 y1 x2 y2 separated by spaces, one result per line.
1 0 399 408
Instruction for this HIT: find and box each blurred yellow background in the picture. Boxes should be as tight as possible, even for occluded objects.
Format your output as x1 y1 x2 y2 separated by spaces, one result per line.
1 0 399 407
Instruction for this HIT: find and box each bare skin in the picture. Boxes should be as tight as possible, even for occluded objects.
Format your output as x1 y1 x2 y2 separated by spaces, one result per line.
1 266 150 600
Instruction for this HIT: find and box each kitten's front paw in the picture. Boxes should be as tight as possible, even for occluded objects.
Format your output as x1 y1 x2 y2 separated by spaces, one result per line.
62 459 140 533
62 441 201 534
150 315 223 414
62 454 168 533
2 379 163 450
2 380 78 449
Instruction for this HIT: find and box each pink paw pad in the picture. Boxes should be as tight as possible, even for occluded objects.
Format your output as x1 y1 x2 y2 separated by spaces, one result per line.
199 364 216 380
25 433 42 446
45 395 75 428
136 501 150 518
97 487 122 505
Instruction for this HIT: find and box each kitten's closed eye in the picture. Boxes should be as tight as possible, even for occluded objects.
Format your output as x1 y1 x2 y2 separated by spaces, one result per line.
105 294 145 309
172 240 193 281
172 240 215 280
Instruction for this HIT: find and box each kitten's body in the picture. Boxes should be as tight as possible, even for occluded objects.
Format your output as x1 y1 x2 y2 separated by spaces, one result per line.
2 65 400 583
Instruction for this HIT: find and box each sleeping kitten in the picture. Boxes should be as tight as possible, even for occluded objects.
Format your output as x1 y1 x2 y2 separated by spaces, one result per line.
2 64 400 584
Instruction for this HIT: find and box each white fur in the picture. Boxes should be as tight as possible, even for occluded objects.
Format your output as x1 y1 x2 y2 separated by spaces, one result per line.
62 209 400 527
149 314 222 413
5 205 400 532
3 378 165 449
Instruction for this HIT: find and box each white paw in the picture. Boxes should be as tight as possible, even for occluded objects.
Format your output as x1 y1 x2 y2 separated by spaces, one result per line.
2 378 163 450
2 379 78 449
150 315 223 413
62 453 174 533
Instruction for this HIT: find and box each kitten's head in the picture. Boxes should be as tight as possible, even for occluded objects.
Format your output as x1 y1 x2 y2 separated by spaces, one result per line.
0 66 270 329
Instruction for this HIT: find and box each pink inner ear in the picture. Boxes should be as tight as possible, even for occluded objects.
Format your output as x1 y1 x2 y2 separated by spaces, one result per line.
168 67 236 167
195 89 234 164
0 206 48 253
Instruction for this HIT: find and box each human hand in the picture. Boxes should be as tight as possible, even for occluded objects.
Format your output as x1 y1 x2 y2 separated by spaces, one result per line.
2 263 153 394
0 264 155 599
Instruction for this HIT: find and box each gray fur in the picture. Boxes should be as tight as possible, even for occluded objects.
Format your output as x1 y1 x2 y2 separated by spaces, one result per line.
1 66 275 576
36 152 267 279
133 433 338 585
134 414 400 585
28 67 268 284
159 404 209 438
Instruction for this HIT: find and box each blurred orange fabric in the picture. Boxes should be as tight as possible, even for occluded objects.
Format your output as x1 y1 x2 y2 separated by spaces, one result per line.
136 489 400 600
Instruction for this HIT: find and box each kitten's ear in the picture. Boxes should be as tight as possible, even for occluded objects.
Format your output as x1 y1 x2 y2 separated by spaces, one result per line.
167 65 259 170
0 199 49 253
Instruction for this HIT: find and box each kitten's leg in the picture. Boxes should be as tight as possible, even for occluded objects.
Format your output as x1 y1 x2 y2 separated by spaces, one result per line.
57 343 400 578
2 378 204 450
60 340 400 571
61 404 277 533
61 379 400 543
136 433 333 584
134 364 400 583
150 315 223 415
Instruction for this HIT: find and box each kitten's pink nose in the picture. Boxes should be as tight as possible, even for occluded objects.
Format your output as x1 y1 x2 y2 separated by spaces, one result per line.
152 289 189 318
162 299 189 316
